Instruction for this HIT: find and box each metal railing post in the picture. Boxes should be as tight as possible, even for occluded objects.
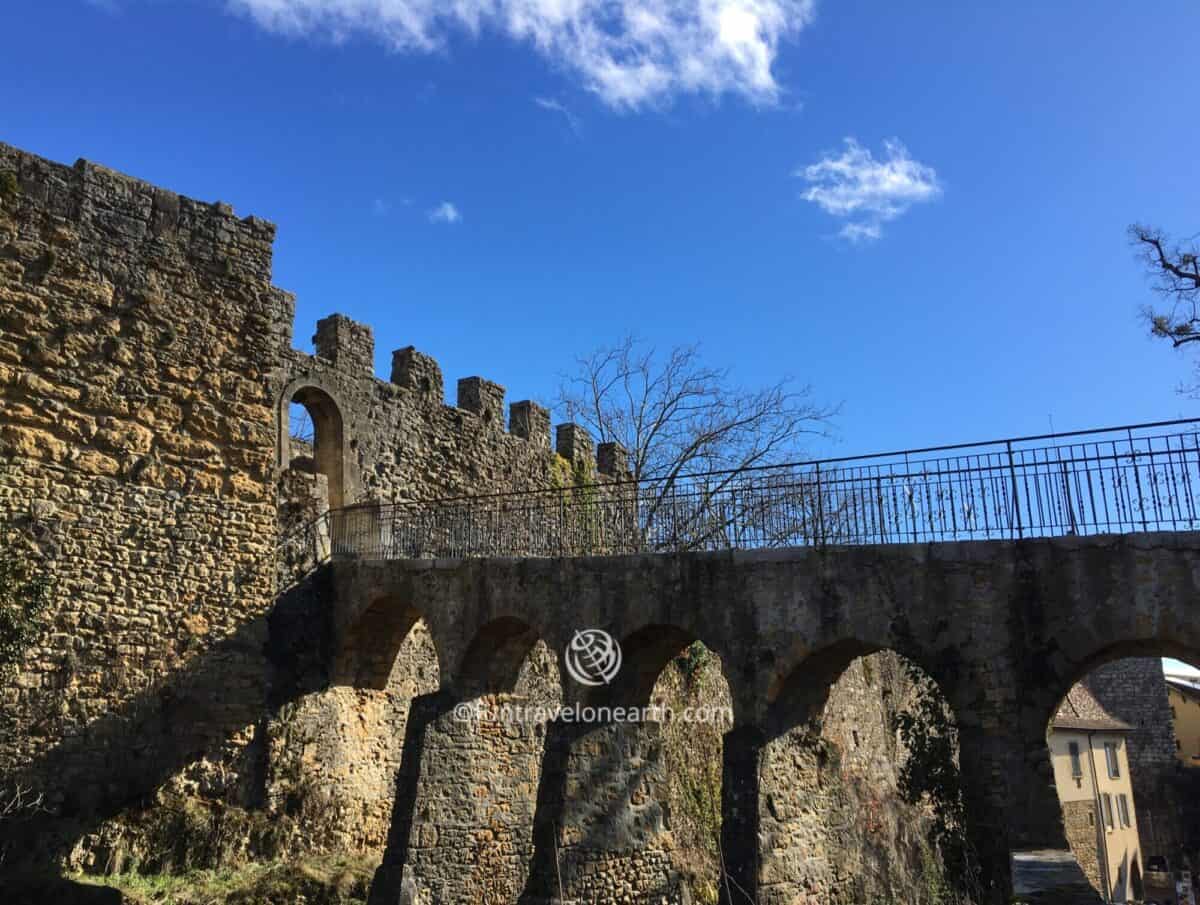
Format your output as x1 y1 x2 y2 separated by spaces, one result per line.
815 462 824 546
1129 428 1147 531
1007 440 1024 539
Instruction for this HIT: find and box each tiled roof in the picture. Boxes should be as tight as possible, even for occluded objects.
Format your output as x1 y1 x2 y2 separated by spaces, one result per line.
1050 682 1133 734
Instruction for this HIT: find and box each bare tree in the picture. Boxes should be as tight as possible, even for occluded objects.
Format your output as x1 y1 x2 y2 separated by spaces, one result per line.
559 335 836 482
1132 224 1200 350
557 336 838 551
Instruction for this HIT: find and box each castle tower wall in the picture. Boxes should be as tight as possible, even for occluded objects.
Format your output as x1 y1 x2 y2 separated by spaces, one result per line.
0 143 291 831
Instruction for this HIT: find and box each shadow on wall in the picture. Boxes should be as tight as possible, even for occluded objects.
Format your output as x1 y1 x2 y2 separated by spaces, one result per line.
0 569 338 885
368 623 696 904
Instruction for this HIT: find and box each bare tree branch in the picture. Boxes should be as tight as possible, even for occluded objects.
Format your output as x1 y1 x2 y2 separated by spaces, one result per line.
556 335 839 550
0 783 45 821
1132 224 1200 354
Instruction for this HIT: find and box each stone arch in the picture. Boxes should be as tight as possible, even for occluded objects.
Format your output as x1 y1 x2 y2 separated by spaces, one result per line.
456 616 554 699
764 639 882 737
278 378 348 510
1035 641 1200 903
755 640 967 905
391 615 563 904
332 595 444 690
1043 638 1200 732
526 622 735 905
588 623 703 711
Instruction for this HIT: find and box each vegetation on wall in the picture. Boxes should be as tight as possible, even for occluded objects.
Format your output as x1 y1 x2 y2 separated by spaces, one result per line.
0 170 18 201
0 518 53 675
654 642 729 904
893 661 978 902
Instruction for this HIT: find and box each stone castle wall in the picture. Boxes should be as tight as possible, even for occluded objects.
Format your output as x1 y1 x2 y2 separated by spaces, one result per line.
0 143 290 830
0 143 1105 904
0 142 612 860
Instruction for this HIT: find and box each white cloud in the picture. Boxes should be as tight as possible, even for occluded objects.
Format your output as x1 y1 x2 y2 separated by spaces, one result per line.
227 0 817 110
535 96 581 135
428 201 461 224
372 198 391 215
797 137 941 242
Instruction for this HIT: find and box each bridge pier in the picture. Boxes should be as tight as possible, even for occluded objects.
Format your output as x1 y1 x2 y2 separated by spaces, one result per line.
718 726 764 905
519 717 687 904
369 692 549 904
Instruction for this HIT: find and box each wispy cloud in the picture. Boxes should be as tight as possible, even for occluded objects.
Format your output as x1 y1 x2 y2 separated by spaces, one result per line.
797 138 941 242
227 0 817 110
428 201 461 225
534 96 582 135
372 198 391 216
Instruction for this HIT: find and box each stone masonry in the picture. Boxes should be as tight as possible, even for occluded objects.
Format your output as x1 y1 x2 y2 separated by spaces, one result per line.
5 143 1200 905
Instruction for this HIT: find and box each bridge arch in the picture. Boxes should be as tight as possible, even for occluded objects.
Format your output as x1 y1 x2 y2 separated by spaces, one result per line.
1044 639 1200 731
332 594 446 690
754 641 969 904
278 377 349 510
456 615 561 699
588 624 707 710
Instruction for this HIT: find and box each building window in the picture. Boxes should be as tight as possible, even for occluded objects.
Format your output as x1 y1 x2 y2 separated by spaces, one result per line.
1102 793 1115 830
1117 794 1131 828
1069 741 1083 778
1105 742 1121 778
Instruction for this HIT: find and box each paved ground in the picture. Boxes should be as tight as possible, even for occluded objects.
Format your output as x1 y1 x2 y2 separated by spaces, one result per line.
1012 850 1103 904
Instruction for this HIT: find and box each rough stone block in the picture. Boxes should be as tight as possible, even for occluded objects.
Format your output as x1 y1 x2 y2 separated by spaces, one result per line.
456 377 505 430
509 401 550 447
313 314 374 375
390 346 444 403
555 423 593 464
597 441 630 478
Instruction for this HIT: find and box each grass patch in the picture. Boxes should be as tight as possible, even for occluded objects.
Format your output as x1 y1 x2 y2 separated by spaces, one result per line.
69 854 375 905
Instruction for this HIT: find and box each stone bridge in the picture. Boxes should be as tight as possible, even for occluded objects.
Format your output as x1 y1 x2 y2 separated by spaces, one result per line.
5 143 1197 904
319 530 1200 904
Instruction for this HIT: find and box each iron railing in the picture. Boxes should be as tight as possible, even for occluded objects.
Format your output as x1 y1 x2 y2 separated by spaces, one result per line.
281 420 1200 571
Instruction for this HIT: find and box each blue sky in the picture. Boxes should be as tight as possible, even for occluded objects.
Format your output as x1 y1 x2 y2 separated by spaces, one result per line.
6 0 1200 461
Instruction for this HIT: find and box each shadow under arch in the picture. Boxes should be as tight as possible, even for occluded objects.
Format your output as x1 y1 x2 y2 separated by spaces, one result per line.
331 594 445 690
279 379 347 510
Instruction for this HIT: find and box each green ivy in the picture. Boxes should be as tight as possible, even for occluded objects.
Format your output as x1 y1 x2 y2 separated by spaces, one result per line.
893 662 977 899
0 526 54 674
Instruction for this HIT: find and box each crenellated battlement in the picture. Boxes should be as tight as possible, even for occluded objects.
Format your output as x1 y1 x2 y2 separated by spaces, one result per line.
282 310 606 506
